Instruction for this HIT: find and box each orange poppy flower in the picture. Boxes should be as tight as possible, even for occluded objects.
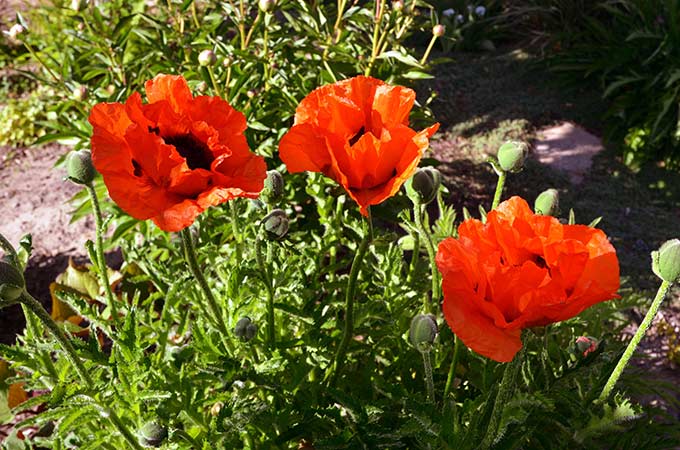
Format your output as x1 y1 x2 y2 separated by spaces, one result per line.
278 75 439 215
436 196 620 362
89 74 266 232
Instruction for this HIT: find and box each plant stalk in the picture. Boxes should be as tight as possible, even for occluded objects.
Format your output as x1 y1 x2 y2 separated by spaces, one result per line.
491 171 506 210
598 280 672 402
480 342 526 450
86 183 119 325
326 216 372 386
179 228 233 351
421 350 435 403
413 200 439 314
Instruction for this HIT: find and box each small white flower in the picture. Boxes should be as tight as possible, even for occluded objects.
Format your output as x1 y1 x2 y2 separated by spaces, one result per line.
442 8 455 17
5 24 25 40
475 5 486 17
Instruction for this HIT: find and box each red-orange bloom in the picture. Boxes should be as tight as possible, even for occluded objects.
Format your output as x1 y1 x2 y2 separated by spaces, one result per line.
278 75 439 215
436 197 620 362
89 74 266 232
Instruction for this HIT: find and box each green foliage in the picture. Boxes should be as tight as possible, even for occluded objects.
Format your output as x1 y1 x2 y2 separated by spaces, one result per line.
0 85 55 147
505 0 680 166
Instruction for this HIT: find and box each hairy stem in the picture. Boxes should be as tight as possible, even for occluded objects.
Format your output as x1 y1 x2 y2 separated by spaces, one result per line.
413 200 439 314
180 228 233 352
326 216 372 386
599 280 672 402
86 183 119 325
491 171 506 210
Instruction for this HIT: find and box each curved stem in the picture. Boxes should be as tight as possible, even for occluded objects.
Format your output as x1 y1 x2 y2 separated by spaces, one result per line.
86 183 119 325
421 350 435 403
179 228 233 351
599 280 671 402
413 200 438 314
480 341 526 450
407 225 420 283
326 218 372 386
364 0 387 76
491 171 506 210
94 403 145 450
229 201 243 261
19 291 93 386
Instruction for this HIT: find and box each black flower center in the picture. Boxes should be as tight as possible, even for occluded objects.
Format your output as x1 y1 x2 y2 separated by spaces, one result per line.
164 134 213 171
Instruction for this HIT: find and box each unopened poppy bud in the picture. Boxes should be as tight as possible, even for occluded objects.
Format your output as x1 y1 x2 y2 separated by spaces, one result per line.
66 150 96 185
222 56 233 67
392 0 404 11
262 170 284 204
198 49 217 66
652 239 680 283
247 89 257 98
262 209 289 240
72 85 88 101
409 314 438 352
234 317 258 341
534 189 559 216
432 24 446 37
138 420 167 448
574 336 598 357
0 261 24 301
258 0 276 13
497 141 528 172
407 167 441 206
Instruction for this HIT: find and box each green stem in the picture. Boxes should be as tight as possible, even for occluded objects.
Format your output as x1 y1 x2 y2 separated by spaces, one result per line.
326 218 372 386
364 0 387 76
207 66 221 97
491 171 506 210
413 200 438 314
421 350 435 403
19 291 93 386
86 183 119 325
255 236 276 347
243 11 261 49
93 403 145 450
444 335 462 399
229 201 243 261
179 228 233 351
419 34 438 66
480 342 526 450
599 280 672 402
407 225 420 283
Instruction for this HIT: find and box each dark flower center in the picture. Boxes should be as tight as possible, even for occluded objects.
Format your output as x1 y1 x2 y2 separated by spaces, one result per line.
349 126 366 146
164 134 213 171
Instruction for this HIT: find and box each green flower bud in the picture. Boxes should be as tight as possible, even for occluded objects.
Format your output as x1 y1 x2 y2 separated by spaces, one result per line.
138 420 167 448
66 150 96 185
262 209 289 240
0 261 24 301
261 170 284 204
234 317 258 341
392 0 405 12
407 167 441 205
198 49 217 67
497 141 528 173
432 24 446 37
652 239 680 283
409 314 438 352
258 0 276 13
534 188 559 216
